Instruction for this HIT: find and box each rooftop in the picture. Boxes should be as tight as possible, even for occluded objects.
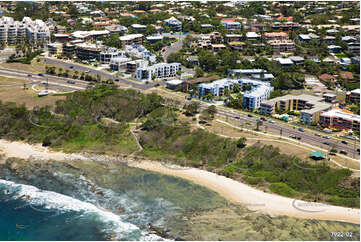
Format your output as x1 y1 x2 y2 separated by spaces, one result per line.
321 108 360 123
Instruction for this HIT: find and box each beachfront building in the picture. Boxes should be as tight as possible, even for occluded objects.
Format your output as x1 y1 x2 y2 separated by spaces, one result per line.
109 57 132 71
198 78 273 109
47 42 62 56
240 79 274 110
99 47 125 64
74 42 104 60
136 62 181 81
198 78 239 97
319 108 360 131
0 16 49 45
260 94 332 124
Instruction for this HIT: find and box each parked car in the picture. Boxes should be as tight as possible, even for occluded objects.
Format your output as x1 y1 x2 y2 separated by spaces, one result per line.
260 117 267 121
154 83 160 87
27 74 32 77
38 73 44 76
341 140 348 144
69 65 74 69
296 137 301 140
247 114 253 118
357 148 360 154
85 70 90 73
323 136 330 139
268 120 275 123
289 135 297 139
115 79 120 82
340 150 347 155
323 142 330 145
67 80 75 84
298 128 304 132
41 81 48 85
315 133 321 137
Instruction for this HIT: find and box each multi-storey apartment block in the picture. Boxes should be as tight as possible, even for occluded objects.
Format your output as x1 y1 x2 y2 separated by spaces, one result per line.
136 62 181 81
260 94 332 124
119 34 143 48
0 16 48 45
319 108 360 131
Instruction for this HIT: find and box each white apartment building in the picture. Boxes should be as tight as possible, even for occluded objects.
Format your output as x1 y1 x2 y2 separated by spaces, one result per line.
136 62 181 81
0 17 49 45
198 78 273 109
99 47 126 64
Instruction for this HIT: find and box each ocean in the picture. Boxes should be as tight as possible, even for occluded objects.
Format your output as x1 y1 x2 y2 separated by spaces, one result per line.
0 157 359 241
0 158 227 241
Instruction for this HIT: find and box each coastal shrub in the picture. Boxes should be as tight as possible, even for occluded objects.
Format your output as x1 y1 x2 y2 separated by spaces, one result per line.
327 196 360 208
244 176 263 185
269 182 297 198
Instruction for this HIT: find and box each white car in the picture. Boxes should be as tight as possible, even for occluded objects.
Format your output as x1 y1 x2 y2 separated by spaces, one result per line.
38 90 49 97
268 120 275 123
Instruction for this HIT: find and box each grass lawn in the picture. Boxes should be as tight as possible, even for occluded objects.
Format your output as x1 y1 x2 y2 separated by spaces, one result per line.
0 76 65 109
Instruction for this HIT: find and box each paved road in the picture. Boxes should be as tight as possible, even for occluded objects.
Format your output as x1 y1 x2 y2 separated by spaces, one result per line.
0 66 359 159
43 58 163 90
181 99 360 160
161 35 185 61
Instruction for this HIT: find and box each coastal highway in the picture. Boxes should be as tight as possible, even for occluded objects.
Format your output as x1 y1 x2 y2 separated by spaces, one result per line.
0 67 359 159
43 58 162 90
189 101 360 160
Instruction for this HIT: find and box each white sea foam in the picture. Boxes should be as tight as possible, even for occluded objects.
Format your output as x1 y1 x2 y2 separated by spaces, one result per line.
0 179 165 240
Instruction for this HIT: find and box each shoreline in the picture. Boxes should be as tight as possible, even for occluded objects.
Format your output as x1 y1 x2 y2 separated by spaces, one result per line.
0 139 360 224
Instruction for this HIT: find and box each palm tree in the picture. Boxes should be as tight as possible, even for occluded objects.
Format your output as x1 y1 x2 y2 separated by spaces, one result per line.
206 93 214 102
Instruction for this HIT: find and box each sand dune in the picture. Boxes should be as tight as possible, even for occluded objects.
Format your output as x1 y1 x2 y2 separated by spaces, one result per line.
0 139 359 224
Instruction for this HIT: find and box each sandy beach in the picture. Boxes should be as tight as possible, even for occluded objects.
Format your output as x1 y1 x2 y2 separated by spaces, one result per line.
0 139 360 224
